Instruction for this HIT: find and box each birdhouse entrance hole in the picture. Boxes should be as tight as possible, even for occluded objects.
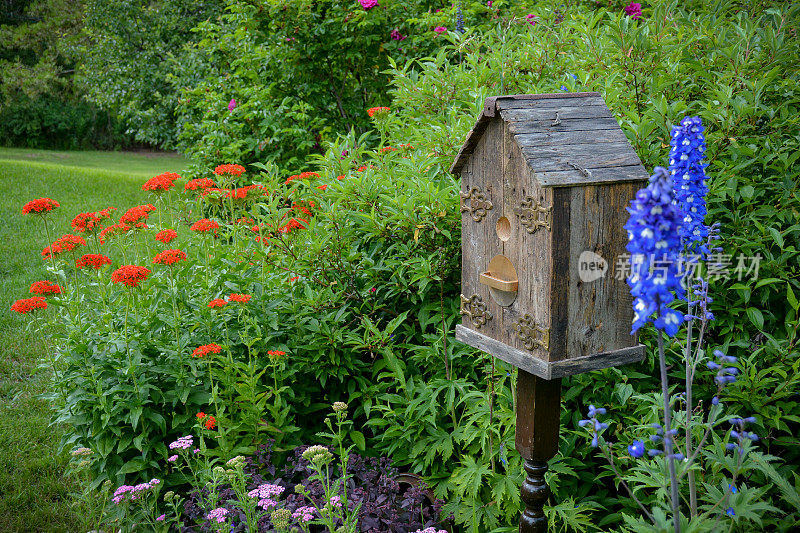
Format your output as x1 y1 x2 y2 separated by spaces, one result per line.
480 254 518 307
496 216 511 241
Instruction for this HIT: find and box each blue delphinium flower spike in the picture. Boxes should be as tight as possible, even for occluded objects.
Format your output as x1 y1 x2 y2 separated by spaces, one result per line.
624 167 686 336
669 116 709 254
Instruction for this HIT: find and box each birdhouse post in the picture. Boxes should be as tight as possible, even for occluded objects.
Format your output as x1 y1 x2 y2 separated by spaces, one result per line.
451 93 650 532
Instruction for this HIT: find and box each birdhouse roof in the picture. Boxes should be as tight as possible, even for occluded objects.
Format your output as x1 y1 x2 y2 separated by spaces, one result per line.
449 93 649 187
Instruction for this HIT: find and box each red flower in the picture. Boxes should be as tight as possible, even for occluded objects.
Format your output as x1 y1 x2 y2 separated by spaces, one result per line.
228 293 251 303
267 350 286 359
99 222 131 243
192 343 222 358
196 412 207 420
120 204 156 225
214 164 246 177
142 174 176 192
76 253 112 269
71 207 116 234
10 296 47 314
111 265 151 287
367 106 390 117
400 143 414 150
207 298 227 308
185 178 216 192
285 171 320 185
228 184 263 200
379 146 397 153
29 280 62 296
22 198 59 215
288 276 299 283
42 234 87 260
152 249 187 266
317 184 328 191
292 200 315 217
203 416 217 430
336 175 345 181
279 218 308 234
155 229 178 244
190 219 219 233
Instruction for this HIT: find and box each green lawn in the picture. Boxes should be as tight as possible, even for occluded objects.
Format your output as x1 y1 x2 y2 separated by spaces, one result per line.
0 149 188 532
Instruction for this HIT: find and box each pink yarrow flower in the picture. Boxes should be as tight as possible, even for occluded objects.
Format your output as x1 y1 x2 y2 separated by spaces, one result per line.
624 2 642 19
293 506 316 523
390 28 406 41
156 514 166 521
228 98 236 111
168 435 194 450
359 0 378 10
434 26 446 34
207 507 229 523
168 454 178 462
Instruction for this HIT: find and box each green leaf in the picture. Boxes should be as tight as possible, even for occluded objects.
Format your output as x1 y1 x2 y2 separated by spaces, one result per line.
349 430 366 451
117 458 147 475
746 307 764 330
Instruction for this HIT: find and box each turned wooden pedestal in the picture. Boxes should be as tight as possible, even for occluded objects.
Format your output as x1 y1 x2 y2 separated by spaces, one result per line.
515 370 562 532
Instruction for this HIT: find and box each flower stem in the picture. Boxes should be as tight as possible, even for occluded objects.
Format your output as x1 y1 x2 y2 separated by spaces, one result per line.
658 331 681 533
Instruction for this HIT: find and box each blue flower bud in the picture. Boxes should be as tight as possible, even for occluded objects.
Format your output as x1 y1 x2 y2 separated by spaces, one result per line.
591 436 598 448
726 508 735 516
744 416 757 424
578 419 590 428
711 396 720 406
729 484 737 494
648 449 663 456
628 440 645 459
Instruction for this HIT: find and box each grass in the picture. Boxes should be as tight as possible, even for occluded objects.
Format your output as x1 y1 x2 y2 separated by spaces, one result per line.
0 149 188 532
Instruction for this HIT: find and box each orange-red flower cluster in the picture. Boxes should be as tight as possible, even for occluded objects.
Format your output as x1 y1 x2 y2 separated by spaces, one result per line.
152 249 187 266
120 204 156 225
99 222 131 243
185 178 216 192
190 219 219 233
196 412 216 429
228 293 251 303
22 198 60 215
155 229 177 244
214 164 245 177
278 217 308 234
71 207 116 234
142 172 179 193
29 280 62 296
379 146 397 153
192 343 222 358
76 253 112 269
207 298 227 308
285 171 320 185
292 200 315 217
42 234 87 260
267 350 286 359
400 143 414 150
111 265 151 287
11 296 47 314
317 184 328 191
367 106 390 117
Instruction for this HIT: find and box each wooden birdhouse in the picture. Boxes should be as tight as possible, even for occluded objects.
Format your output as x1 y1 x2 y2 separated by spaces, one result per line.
452 92 649 380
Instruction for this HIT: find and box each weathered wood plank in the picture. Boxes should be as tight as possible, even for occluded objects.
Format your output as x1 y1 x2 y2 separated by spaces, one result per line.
548 188 571 362
455 324 552 378
500 105 612 123
520 141 641 168
497 95 604 110
533 164 649 187
455 325 645 378
565 182 644 357
515 128 630 148
508 117 621 136
549 345 645 378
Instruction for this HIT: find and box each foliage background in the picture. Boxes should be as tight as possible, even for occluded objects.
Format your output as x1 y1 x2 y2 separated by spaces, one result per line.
6 0 800 531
